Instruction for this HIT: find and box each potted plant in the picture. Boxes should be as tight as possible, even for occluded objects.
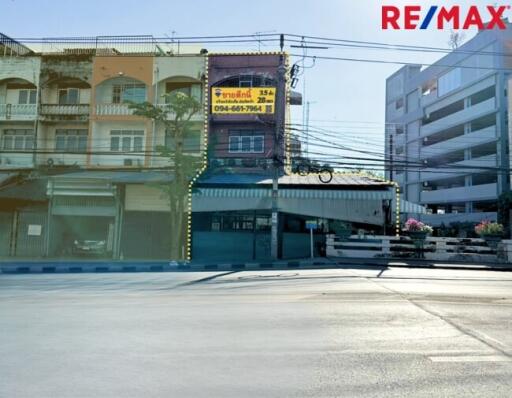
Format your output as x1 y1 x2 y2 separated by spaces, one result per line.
475 220 504 248
404 218 433 241
404 218 433 258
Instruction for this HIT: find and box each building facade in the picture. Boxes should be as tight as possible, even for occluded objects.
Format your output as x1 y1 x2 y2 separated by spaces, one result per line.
385 25 512 226
0 34 396 261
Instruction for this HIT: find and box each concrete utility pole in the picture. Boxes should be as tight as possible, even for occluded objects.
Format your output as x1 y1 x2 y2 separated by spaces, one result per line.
271 35 286 260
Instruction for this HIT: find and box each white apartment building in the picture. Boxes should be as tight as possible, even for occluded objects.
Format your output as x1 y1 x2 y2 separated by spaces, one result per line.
385 24 512 226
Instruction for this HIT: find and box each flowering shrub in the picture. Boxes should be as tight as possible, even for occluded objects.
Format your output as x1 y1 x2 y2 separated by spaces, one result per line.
474 220 503 236
404 218 433 234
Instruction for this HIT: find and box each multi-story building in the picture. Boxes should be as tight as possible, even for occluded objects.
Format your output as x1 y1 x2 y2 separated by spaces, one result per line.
385 24 512 226
0 34 397 261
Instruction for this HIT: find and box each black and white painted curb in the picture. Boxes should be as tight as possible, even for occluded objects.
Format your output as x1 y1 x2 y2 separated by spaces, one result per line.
1 258 511 274
0 259 337 274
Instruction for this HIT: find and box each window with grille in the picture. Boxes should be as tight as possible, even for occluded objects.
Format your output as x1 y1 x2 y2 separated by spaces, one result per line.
112 84 146 104
228 130 265 153
2 129 35 150
18 89 37 104
55 129 88 152
58 88 80 105
110 130 144 152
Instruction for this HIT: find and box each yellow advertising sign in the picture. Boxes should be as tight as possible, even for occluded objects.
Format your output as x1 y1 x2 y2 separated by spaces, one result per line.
211 87 276 114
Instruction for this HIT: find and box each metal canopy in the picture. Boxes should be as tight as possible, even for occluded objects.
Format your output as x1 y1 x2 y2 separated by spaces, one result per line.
193 187 392 225
194 188 394 200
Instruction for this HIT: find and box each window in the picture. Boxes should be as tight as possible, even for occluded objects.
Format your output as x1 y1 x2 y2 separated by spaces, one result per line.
55 129 88 152
18 89 37 104
241 136 251 152
395 98 404 110
253 136 264 153
2 129 35 150
59 88 80 105
438 68 462 97
395 146 404 155
110 130 144 152
228 131 265 153
112 84 146 104
229 136 241 152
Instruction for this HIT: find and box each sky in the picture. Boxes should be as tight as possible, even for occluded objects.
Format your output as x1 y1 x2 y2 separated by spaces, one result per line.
0 0 500 167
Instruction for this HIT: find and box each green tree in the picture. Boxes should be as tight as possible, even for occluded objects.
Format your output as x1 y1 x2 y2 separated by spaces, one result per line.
129 91 202 259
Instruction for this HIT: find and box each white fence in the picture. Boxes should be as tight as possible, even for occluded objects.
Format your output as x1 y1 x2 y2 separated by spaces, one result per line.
95 104 134 116
326 234 512 263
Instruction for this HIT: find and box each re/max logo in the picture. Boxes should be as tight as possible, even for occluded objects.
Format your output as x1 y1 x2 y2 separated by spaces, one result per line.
382 5 510 30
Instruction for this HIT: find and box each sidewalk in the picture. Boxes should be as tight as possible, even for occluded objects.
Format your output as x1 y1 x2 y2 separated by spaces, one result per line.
1 257 511 274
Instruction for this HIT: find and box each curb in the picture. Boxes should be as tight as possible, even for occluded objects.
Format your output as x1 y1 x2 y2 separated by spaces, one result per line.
0 260 337 274
1 259 511 274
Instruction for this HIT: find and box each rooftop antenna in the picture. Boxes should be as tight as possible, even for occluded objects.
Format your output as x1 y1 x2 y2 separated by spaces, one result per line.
253 30 276 52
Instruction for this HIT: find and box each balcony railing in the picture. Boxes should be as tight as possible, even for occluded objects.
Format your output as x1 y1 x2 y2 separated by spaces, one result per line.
40 104 90 116
0 104 37 120
95 103 134 116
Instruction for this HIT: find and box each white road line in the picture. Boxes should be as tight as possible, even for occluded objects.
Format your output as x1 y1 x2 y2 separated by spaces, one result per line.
429 355 512 363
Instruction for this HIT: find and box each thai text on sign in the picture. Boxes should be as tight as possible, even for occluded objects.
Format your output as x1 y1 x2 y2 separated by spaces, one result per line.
211 87 275 114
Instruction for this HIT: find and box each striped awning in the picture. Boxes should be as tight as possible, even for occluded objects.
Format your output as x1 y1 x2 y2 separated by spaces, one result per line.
194 188 394 200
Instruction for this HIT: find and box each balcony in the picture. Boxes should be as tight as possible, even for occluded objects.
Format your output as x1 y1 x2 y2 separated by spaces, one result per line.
40 104 90 121
0 104 37 121
418 154 497 182
95 104 134 116
421 183 497 204
156 104 204 122
420 98 496 137
420 126 496 160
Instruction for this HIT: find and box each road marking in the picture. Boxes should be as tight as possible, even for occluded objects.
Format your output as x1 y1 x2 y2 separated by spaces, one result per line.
429 355 511 363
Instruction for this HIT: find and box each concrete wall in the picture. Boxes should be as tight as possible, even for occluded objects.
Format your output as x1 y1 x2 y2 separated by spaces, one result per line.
0 57 40 86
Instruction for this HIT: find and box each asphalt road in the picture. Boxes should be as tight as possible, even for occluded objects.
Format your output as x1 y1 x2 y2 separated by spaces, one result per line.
1 266 512 397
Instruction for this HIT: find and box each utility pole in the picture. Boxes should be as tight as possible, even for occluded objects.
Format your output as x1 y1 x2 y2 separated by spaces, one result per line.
271 34 285 260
